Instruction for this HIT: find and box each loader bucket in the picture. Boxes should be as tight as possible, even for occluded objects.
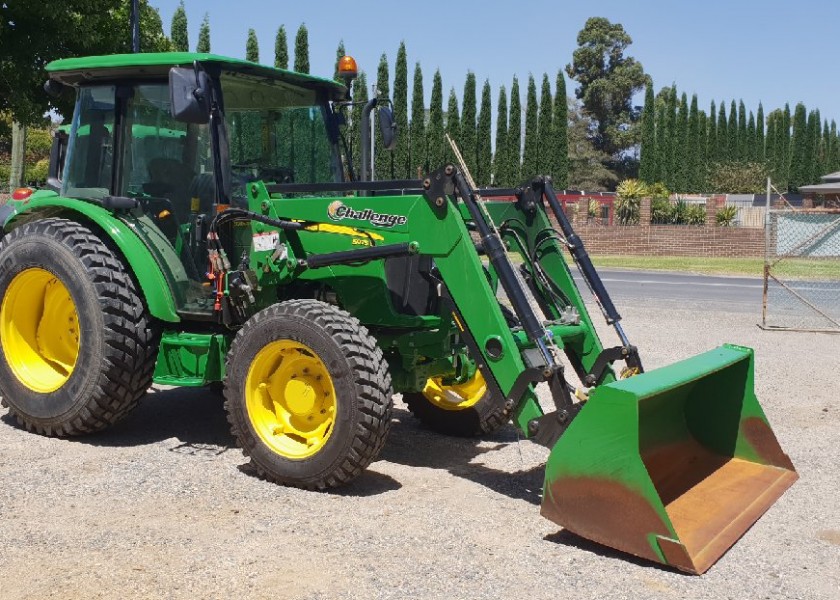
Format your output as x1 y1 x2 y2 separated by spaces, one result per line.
541 344 797 574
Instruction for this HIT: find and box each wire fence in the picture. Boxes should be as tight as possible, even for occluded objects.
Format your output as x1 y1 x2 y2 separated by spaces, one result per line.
762 202 840 332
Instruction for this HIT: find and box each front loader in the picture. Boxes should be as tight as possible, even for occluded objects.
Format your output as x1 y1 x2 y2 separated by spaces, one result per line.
0 52 796 574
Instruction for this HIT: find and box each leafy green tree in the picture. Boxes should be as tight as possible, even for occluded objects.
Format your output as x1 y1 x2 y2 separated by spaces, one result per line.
506 77 522 185
461 72 477 168
567 102 617 190
728 100 738 162
639 82 656 183
392 42 409 178
737 100 747 160
789 103 809 190
522 75 539 177
349 71 368 177
409 63 426 176
551 71 569 189
445 88 461 164
374 53 390 179
170 1 188 52
756 103 765 162
274 26 288 69
492 86 508 186
565 17 648 158
536 74 553 176
246 29 259 62
805 109 818 183
829 120 839 172
197 13 211 53
717 102 728 162
781 103 791 188
294 24 309 73
698 110 708 190
709 161 769 194
427 70 445 173
819 119 830 177
687 94 699 192
476 80 493 185
747 111 756 162
674 92 688 191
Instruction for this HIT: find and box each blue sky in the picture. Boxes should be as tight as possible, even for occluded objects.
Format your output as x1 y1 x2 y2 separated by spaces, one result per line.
155 0 838 124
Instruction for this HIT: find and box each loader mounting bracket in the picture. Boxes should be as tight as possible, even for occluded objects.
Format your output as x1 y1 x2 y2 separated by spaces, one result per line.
583 345 642 387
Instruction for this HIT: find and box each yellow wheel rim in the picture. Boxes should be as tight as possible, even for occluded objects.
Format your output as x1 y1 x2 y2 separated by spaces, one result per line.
422 370 486 411
245 340 336 459
0 268 81 393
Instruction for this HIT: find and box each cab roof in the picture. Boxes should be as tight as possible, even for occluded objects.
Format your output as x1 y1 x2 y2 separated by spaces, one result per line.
46 52 347 100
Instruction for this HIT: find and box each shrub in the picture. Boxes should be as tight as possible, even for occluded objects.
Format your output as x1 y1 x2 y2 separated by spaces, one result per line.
686 203 706 226
25 158 49 186
716 205 738 226
651 197 671 224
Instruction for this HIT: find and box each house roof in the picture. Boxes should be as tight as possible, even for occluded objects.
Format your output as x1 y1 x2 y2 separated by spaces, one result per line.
799 182 840 195
820 171 840 183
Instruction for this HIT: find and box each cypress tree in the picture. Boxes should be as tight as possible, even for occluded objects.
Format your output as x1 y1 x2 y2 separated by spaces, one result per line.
805 110 818 183
294 24 309 73
536 74 553 176
789 103 808 190
493 86 508 186
820 119 830 177
765 111 777 177
461 72 477 168
728 100 738 162
507 76 522 184
830 120 839 171
686 94 699 192
427 70 445 173
245 29 259 63
392 42 409 179
409 63 426 176
717 102 728 163
552 71 569 189
654 96 668 182
350 71 368 175
274 26 288 69
674 92 689 191
639 82 656 183
170 1 188 52
707 100 717 167
333 40 346 81
774 111 787 188
476 79 493 185
522 75 539 178
446 88 461 164
664 85 677 188
737 100 747 161
698 110 708 191
196 13 210 53
374 53 390 179
781 104 791 188
756 103 765 161
747 111 756 162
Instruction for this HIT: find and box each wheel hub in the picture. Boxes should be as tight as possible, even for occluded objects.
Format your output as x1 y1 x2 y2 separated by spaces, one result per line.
0 268 81 393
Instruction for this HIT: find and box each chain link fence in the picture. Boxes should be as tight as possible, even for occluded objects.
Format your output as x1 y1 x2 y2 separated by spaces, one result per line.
762 205 840 332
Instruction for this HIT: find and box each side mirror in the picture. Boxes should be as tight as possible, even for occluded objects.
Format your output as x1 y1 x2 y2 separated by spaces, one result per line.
377 105 397 151
44 79 66 98
169 67 210 124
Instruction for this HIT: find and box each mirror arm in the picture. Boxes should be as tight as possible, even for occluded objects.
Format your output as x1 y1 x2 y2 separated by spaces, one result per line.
359 97 378 182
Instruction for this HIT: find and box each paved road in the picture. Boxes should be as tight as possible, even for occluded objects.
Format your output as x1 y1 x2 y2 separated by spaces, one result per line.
574 269 765 311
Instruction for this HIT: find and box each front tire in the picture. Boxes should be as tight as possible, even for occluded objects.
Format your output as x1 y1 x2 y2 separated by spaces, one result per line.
224 300 393 489
0 218 159 435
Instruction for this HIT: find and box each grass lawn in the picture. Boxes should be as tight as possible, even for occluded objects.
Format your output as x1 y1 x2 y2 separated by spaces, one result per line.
590 255 840 280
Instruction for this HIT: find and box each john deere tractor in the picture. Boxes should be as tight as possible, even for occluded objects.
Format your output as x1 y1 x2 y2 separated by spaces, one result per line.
0 52 797 574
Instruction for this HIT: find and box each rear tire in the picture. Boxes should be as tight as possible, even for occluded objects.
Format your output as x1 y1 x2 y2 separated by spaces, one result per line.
0 218 159 435
224 299 393 489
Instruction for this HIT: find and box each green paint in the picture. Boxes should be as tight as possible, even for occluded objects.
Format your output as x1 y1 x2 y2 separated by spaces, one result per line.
153 331 229 386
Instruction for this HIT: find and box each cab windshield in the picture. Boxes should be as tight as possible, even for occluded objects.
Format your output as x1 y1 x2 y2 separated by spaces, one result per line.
221 71 340 204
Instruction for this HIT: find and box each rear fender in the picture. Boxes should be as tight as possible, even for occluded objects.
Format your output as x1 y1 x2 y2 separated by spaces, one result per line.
0 195 180 322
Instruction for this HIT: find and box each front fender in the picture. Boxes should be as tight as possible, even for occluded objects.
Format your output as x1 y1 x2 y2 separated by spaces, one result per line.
0 193 180 323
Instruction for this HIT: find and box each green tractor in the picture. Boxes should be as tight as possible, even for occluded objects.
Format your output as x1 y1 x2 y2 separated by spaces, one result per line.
0 52 796 574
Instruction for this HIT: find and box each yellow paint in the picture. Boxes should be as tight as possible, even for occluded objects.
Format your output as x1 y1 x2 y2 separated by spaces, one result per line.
421 370 486 411
0 268 80 393
302 223 384 241
244 339 336 459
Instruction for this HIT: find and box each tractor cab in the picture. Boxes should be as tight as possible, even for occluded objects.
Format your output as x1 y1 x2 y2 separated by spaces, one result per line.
44 53 350 316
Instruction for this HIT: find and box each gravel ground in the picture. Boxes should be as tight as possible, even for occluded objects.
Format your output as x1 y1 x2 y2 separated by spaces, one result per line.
1 299 838 599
